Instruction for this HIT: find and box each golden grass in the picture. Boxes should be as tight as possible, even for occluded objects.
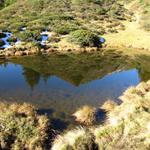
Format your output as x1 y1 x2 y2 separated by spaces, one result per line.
104 0 150 51
0 102 51 150
101 100 117 112
52 127 96 150
52 80 150 150
72 105 97 126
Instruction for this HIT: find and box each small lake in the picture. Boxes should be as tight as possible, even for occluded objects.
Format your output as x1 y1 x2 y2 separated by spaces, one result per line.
0 52 149 130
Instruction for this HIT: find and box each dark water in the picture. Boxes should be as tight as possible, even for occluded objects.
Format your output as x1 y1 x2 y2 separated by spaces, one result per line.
0 52 149 130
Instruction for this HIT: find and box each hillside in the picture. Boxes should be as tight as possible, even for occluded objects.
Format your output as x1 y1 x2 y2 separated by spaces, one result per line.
0 0 149 54
0 0 134 50
103 0 150 50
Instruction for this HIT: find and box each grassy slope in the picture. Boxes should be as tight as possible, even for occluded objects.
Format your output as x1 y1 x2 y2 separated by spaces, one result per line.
0 0 133 45
103 0 150 50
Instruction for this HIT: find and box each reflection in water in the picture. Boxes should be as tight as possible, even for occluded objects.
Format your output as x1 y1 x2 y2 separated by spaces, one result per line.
23 67 40 89
0 53 150 130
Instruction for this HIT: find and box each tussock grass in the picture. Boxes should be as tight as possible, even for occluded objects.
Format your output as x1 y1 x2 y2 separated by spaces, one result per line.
72 105 97 125
101 100 117 112
95 80 150 149
0 102 51 150
52 80 150 150
52 127 97 150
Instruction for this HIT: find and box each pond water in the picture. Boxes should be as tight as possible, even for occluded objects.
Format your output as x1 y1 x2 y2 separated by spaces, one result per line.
40 31 50 45
0 32 12 49
0 32 21 49
0 30 50 49
0 53 149 130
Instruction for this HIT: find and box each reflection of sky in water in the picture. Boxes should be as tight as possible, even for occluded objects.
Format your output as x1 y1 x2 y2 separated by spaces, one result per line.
0 63 140 109
0 62 142 130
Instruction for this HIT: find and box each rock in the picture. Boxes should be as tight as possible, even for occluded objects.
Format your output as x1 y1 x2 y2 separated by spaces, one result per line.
24 50 32 55
5 50 15 57
40 49 45 53
30 48 39 54
15 51 24 56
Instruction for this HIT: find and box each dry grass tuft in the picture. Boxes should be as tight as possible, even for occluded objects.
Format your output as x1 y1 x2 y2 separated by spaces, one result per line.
52 127 97 150
72 105 97 126
101 100 117 112
53 80 150 150
0 102 51 150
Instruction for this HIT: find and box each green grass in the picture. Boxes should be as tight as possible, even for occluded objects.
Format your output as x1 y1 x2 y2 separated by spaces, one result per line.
0 0 133 46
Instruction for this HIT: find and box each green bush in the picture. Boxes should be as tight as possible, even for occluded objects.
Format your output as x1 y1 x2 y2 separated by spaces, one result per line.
68 29 101 47
17 31 34 42
54 26 77 35
17 30 41 42
7 36 17 43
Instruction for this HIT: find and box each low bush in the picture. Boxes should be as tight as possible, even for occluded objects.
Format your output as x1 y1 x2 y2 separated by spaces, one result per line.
7 36 17 43
68 29 101 47
0 39 5 46
0 32 6 38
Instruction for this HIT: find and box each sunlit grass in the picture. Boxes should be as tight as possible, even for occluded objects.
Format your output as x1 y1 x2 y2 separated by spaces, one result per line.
0 102 51 149
52 80 150 150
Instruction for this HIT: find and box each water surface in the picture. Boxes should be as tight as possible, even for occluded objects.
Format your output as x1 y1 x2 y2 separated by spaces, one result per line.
0 52 149 130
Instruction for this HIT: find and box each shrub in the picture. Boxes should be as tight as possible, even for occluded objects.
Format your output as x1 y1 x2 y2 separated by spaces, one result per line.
0 39 5 46
68 29 101 47
17 31 34 42
7 36 17 43
0 32 6 38
53 22 80 35
17 30 41 42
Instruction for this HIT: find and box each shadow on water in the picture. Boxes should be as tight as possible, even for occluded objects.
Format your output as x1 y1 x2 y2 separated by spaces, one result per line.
96 108 107 124
0 50 150 130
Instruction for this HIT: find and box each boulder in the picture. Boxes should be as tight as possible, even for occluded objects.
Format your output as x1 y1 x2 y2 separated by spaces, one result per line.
5 50 15 57
15 51 24 56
